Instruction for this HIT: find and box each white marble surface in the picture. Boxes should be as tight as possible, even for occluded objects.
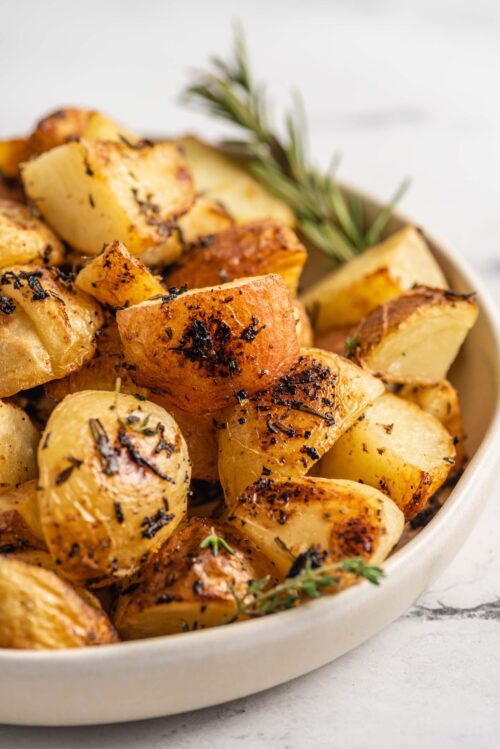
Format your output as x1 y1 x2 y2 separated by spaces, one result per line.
1 0 499 745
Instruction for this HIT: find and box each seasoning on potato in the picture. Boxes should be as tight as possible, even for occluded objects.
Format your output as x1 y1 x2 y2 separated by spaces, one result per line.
0 480 45 552
117 274 300 413
37 389 191 587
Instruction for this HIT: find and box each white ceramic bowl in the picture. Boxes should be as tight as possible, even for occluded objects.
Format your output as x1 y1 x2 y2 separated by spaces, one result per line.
1 192 499 727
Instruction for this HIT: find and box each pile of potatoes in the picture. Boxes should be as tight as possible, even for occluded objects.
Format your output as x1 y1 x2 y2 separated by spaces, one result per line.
0 108 478 649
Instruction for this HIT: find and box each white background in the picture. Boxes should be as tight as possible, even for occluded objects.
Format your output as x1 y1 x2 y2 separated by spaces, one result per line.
1 0 499 746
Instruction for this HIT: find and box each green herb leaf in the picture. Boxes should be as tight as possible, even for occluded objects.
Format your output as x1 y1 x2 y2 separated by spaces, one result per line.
200 527 236 557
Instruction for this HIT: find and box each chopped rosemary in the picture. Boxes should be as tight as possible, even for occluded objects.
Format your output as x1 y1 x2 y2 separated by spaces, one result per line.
345 335 361 356
200 527 236 557
88 418 119 476
183 27 409 264
231 554 384 617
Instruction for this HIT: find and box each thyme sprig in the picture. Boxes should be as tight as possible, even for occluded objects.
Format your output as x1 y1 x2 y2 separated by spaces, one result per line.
232 555 384 618
200 527 236 557
184 27 409 264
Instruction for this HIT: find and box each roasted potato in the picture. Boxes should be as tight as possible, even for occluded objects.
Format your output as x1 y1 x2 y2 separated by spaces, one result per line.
0 401 40 492
22 139 195 255
29 107 138 153
315 324 358 356
0 265 103 397
352 286 479 384
218 348 385 502
301 227 448 332
117 274 300 414
139 197 234 268
0 480 45 552
75 240 165 308
0 138 32 178
0 199 65 268
166 221 307 294
0 556 119 649
177 136 295 227
37 390 191 587
293 300 314 347
399 380 465 474
317 392 455 519
226 477 404 576
113 517 277 638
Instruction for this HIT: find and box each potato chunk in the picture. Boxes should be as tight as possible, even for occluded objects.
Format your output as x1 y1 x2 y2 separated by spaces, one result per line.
37 390 190 587
139 197 235 268
0 480 45 552
167 221 307 294
399 380 465 475
22 139 194 255
317 392 455 519
29 107 138 153
301 227 448 332
178 136 295 226
113 518 276 638
218 348 385 502
0 265 103 397
0 401 40 492
226 477 403 576
293 300 313 347
352 286 479 384
0 556 119 649
0 199 64 268
117 275 300 413
75 240 164 308
0 138 32 178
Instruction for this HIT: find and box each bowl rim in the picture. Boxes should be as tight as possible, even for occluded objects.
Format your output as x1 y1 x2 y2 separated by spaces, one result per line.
1 188 499 667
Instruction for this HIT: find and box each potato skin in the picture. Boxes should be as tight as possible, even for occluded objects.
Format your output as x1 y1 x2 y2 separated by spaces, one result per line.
318 392 456 519
0 199 65 268
0 556 119 649
117 274 300 414
226 477 404 576
166 221 307 294
293 300 313 347
218 348 385 502
0 138 33 178
0 265 104 397
29 107 136 153
38 390 190 587
113 517 277 638
352 286 479 384
0 480 45 552
75 240 165 308
22 139 195 255
0 401 40 492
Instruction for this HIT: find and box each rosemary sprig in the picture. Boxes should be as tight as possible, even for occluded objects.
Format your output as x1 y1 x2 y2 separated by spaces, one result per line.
232 555 384 618
184 27 410 264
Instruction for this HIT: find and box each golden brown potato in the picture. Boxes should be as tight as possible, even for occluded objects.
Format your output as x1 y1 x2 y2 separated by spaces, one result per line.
22 139 195 255
0 265 103 397
0 556 119 649
0 199 65 268
301 227 448 332
226 477 404 576
139 197 235 269
293 300 314 347
166 221 307 294
117 274 300 414
29 107 137 153
317 392 455 519
399 380 465 475
177 136 295 227
45 314 148 402
75 240 165 308
0 138 33 178
218 348 385 502
0 401 40 492
37 390 191 587
113 517 277 638
0 480 45 552
352 286 479 384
